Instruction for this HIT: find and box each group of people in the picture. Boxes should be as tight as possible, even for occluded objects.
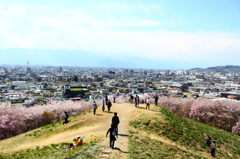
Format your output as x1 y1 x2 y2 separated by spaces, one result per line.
62 135 83 150
91 93 120 149
92 94 114 115
130 94 159 110
206 137 216 157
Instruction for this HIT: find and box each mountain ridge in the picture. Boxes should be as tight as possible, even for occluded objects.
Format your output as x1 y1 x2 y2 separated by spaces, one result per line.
0 48 196 70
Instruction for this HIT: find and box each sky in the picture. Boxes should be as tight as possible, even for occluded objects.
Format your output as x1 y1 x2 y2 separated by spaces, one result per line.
0 0 240 68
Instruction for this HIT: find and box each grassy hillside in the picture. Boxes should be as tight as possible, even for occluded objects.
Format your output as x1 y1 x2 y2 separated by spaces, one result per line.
1 104 240 159
128 105 240 159
0 109 102 159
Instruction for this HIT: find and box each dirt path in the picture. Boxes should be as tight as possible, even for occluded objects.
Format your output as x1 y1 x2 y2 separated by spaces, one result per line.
1 101 154 159
96 102 155 159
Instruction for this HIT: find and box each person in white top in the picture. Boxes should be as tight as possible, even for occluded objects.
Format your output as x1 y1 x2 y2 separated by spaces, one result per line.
113 92 116 103
146 97 150 110
102 99 105 112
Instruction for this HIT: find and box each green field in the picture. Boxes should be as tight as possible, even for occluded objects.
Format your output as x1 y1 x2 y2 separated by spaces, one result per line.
128 105 240 159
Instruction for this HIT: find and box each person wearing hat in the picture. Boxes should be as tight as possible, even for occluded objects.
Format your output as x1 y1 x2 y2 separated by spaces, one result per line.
76 135 83 146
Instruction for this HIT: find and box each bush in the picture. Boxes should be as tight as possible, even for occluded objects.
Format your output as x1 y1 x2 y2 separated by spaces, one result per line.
158 97 240 135
42 112 55 125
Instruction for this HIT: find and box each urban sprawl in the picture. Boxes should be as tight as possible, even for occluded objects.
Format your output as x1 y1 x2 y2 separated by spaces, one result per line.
1 64 240 107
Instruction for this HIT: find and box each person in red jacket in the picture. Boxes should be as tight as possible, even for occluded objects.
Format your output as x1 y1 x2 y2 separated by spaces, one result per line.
76 135 83 146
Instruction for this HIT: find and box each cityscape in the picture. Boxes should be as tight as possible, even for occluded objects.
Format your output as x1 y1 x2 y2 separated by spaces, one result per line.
1 63 240 107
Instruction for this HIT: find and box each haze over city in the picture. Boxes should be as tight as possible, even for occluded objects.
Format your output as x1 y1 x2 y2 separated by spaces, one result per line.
0 0 240 69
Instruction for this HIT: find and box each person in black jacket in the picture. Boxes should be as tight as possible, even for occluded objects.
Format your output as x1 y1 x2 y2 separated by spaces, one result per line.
155 93 158 106
130 95 134 104
106 124 118 149
107 100 112 113
112 112 120 133
105 94 108 104
135 95 138 107
63 111 69 125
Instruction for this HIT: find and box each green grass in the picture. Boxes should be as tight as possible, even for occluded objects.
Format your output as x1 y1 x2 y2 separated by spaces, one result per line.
128 130 205 159
0 109 93 151
0 107 102 159
129 105 240 159
0 138 101 159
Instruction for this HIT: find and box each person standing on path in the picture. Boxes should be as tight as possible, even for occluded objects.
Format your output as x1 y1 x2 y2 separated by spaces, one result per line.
106 124 118 149
112 112 120 133
210 141 216 157
137 95 140 107
92 101 97 115
113 92 116 103
130 95 134 104
107 100 112 113
155 93 158 106
146 97 150 110
105 94 108 104
102 99 105 112
135 95 138 107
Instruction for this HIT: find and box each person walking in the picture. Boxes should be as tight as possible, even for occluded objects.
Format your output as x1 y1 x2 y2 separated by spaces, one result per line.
106 124 118 149
102 99 105 112
146 97 150 110
113 92 116 103
63 111 69 125
210 141 216 157
107 100 112 113
137 95 140 107
112 112 120 133
105 94 108 104
155 93 158 106
131 95 134 104
135 95 138 107
92 101 97 115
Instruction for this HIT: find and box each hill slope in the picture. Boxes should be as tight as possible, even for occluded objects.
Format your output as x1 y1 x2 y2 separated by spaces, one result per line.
0 103 240 159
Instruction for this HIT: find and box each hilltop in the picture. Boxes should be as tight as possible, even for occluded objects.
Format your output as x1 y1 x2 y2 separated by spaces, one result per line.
0 102 240 159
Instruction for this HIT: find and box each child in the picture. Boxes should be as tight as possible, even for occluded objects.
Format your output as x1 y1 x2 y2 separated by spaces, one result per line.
62 143 74 150
76 135 83 146
144 97 147 104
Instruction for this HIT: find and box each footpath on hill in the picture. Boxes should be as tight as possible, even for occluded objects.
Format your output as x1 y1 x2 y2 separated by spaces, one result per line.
0 101 155 158
95 102 155 159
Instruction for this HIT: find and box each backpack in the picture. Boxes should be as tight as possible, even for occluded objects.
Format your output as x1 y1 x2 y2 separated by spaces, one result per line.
112 129 116 135
65 113 69 118
206 138 210 144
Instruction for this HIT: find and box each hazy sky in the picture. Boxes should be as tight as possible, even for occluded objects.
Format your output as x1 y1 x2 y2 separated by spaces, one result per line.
0 0 240 67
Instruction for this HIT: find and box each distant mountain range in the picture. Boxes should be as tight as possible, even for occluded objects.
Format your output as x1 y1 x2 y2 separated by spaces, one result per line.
188 65 240 72
0 48 196 70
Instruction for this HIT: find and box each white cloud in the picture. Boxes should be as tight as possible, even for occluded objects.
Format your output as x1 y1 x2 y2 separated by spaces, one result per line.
2 6 27 21
0 4 240 65
0 4 28 28
61 9 70 13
